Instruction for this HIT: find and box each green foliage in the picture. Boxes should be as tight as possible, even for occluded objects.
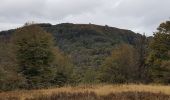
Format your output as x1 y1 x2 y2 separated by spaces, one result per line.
1 21 170 88
147 21 170 83
0 25 76 90
82 68 98 84
41 23 143 84
12 25 57 88
99 44 140 83
51 48 75 86
42 23 141 69
0 41 25 91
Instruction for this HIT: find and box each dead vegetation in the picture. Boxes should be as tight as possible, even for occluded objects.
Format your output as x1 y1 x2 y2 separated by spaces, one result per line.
1 84 170 100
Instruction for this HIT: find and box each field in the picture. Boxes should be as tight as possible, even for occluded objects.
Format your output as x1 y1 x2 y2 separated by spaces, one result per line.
1 84 170 100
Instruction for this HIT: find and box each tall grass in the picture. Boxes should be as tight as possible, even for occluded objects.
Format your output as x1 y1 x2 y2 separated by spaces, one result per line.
28 91 170 100
1 84 170 100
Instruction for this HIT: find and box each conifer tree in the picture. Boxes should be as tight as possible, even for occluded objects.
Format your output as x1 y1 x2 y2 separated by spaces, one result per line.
12 25 56 88
147 21 170 83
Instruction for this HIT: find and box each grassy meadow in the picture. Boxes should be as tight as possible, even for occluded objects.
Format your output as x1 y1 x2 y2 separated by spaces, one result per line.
1 84 170 100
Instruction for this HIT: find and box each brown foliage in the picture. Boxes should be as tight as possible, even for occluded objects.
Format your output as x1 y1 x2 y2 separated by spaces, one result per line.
0 91 170 100
1 84 170 100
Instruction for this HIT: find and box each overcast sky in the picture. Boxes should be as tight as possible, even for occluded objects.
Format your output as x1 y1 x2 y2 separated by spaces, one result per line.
0 0 169 36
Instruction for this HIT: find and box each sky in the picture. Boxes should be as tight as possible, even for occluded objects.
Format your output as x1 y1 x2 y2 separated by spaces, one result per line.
0 0 170 36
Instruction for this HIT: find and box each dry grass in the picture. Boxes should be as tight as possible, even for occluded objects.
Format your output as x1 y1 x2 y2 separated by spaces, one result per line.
1 84 170 100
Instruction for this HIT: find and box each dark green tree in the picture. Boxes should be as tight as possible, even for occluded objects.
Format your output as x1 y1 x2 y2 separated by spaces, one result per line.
12 25 56 88
134 34 150 82
147 21 170 83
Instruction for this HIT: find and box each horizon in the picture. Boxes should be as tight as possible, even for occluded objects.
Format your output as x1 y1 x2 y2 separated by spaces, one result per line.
0 22 153 36
0 0 170 36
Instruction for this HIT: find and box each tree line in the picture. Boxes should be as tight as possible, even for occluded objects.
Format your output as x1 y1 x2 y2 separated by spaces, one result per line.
0 20 170 91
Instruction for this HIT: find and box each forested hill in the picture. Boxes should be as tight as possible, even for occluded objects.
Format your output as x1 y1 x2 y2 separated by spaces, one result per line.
0 23 143 68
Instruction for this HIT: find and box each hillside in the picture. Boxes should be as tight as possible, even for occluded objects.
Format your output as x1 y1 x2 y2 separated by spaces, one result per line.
2 21 170 91
0 23 143 69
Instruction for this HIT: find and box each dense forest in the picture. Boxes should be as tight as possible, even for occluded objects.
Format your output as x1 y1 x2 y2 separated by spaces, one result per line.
0 20 170 91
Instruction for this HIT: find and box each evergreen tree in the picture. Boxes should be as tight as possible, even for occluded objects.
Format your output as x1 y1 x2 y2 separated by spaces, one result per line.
12 25 56 88
147 20 170 83
135 34 149 82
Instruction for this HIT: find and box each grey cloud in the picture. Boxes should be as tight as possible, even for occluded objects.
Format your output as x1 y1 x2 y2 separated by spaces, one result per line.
0 0 169 36
43 0 105 19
